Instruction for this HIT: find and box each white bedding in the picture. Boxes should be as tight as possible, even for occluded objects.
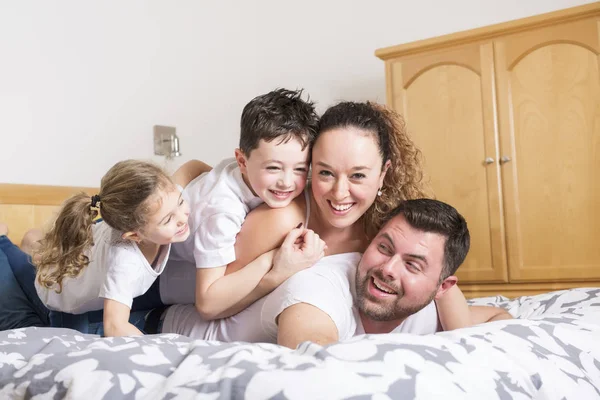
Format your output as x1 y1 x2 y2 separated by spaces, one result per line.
1 288 599 399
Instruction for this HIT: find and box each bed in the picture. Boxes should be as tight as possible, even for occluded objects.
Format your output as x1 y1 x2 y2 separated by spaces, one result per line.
1 184 599 399
0 288 599 399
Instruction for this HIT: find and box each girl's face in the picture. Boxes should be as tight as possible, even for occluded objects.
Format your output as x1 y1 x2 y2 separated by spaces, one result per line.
311 127 389 230
137 186 191 245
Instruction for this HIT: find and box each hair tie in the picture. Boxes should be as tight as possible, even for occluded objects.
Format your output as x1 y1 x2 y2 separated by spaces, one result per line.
90 194 101 208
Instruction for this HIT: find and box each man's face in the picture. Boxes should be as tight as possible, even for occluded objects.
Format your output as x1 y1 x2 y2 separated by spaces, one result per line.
355 214 450 322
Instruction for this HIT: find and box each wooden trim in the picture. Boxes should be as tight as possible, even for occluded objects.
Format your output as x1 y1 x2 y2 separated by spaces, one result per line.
375 2 600 60
462 281 600 299
479 42 509 283
0 184 99 206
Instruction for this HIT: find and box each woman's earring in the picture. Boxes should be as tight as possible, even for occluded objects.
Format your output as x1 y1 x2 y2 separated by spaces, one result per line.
377 188 382 197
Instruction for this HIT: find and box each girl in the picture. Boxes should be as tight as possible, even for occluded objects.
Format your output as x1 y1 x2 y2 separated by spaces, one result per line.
35 160 191 337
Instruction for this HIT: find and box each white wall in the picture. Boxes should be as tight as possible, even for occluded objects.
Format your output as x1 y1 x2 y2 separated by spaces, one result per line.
0 0 594 186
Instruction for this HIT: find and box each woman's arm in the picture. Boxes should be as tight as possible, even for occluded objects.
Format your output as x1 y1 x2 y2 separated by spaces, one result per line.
469 305 513 324
436 285 513 331
435 285 471 331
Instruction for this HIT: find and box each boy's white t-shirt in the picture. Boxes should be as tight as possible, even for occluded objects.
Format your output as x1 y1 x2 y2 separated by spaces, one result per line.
168 157 263 269
161 252 439 342
35 222 170 314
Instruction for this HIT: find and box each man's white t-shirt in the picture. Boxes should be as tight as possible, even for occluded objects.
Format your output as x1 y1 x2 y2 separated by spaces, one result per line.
35 222 170 314
161 252 439 342
168 157 263 269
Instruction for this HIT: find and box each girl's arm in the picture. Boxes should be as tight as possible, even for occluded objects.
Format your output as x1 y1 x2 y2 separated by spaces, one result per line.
171 160 212 188
103 298 143 337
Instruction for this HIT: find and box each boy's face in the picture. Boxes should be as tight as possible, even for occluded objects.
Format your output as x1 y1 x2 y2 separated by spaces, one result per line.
236 137 309 208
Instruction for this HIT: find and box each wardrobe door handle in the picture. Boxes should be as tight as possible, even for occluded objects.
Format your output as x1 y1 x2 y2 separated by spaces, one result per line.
484 157 494 165
500 156 511 164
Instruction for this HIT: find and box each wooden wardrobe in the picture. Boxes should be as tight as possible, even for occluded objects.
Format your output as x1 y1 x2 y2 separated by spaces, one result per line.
376 3 600 298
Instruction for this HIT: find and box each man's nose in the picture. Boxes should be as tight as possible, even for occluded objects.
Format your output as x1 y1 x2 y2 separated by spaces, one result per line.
380 254 401 279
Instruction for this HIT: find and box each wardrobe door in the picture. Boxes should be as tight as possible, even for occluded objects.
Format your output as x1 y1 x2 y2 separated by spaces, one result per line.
495 17 600 282
385 42 507 283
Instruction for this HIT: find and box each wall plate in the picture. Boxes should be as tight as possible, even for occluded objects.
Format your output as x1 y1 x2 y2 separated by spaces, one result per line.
154 125 181 158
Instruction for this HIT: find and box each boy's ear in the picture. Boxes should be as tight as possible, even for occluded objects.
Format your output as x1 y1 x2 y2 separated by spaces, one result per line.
122 231 142 243
234 148 249 174
434 275 458 300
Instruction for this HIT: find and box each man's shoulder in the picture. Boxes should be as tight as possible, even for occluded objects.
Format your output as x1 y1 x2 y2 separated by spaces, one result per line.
288 252 362 288
260 252 363 341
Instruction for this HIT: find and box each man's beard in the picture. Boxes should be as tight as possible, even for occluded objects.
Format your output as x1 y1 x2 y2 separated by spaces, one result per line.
355 268 437 322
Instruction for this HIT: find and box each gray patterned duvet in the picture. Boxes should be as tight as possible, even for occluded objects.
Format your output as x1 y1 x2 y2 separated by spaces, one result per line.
1 288 599 399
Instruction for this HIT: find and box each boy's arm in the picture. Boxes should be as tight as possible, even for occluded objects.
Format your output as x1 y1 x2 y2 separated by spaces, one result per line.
171 160 212 188
195 251 274 320
213 225 328 318
195 226 326 320
194 197 319 320
226 198 306 275
103 299 143 337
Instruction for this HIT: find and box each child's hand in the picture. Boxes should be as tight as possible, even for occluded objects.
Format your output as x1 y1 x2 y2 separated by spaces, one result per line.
270 225 326 281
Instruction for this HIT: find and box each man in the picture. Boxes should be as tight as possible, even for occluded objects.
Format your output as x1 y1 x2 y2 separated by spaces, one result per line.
157 199 511 348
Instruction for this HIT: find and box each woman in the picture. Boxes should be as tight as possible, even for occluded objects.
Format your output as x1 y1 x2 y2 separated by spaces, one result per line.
238 100 426 259
154 100 432 339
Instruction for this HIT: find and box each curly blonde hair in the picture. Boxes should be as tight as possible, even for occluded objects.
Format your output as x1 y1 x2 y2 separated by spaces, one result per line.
35 160 173 293
317 101 431 238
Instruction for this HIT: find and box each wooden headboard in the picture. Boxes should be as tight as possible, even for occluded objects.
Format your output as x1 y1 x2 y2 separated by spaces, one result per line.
0 184 99 246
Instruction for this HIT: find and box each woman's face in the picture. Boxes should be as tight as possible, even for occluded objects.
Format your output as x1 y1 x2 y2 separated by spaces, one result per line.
311 126 389 230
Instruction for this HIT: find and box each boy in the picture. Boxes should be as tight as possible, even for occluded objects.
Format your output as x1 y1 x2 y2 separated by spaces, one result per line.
168 88 322 320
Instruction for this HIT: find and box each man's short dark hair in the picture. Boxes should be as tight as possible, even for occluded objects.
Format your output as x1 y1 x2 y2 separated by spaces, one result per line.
239 88 319 156
381 199 470 280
